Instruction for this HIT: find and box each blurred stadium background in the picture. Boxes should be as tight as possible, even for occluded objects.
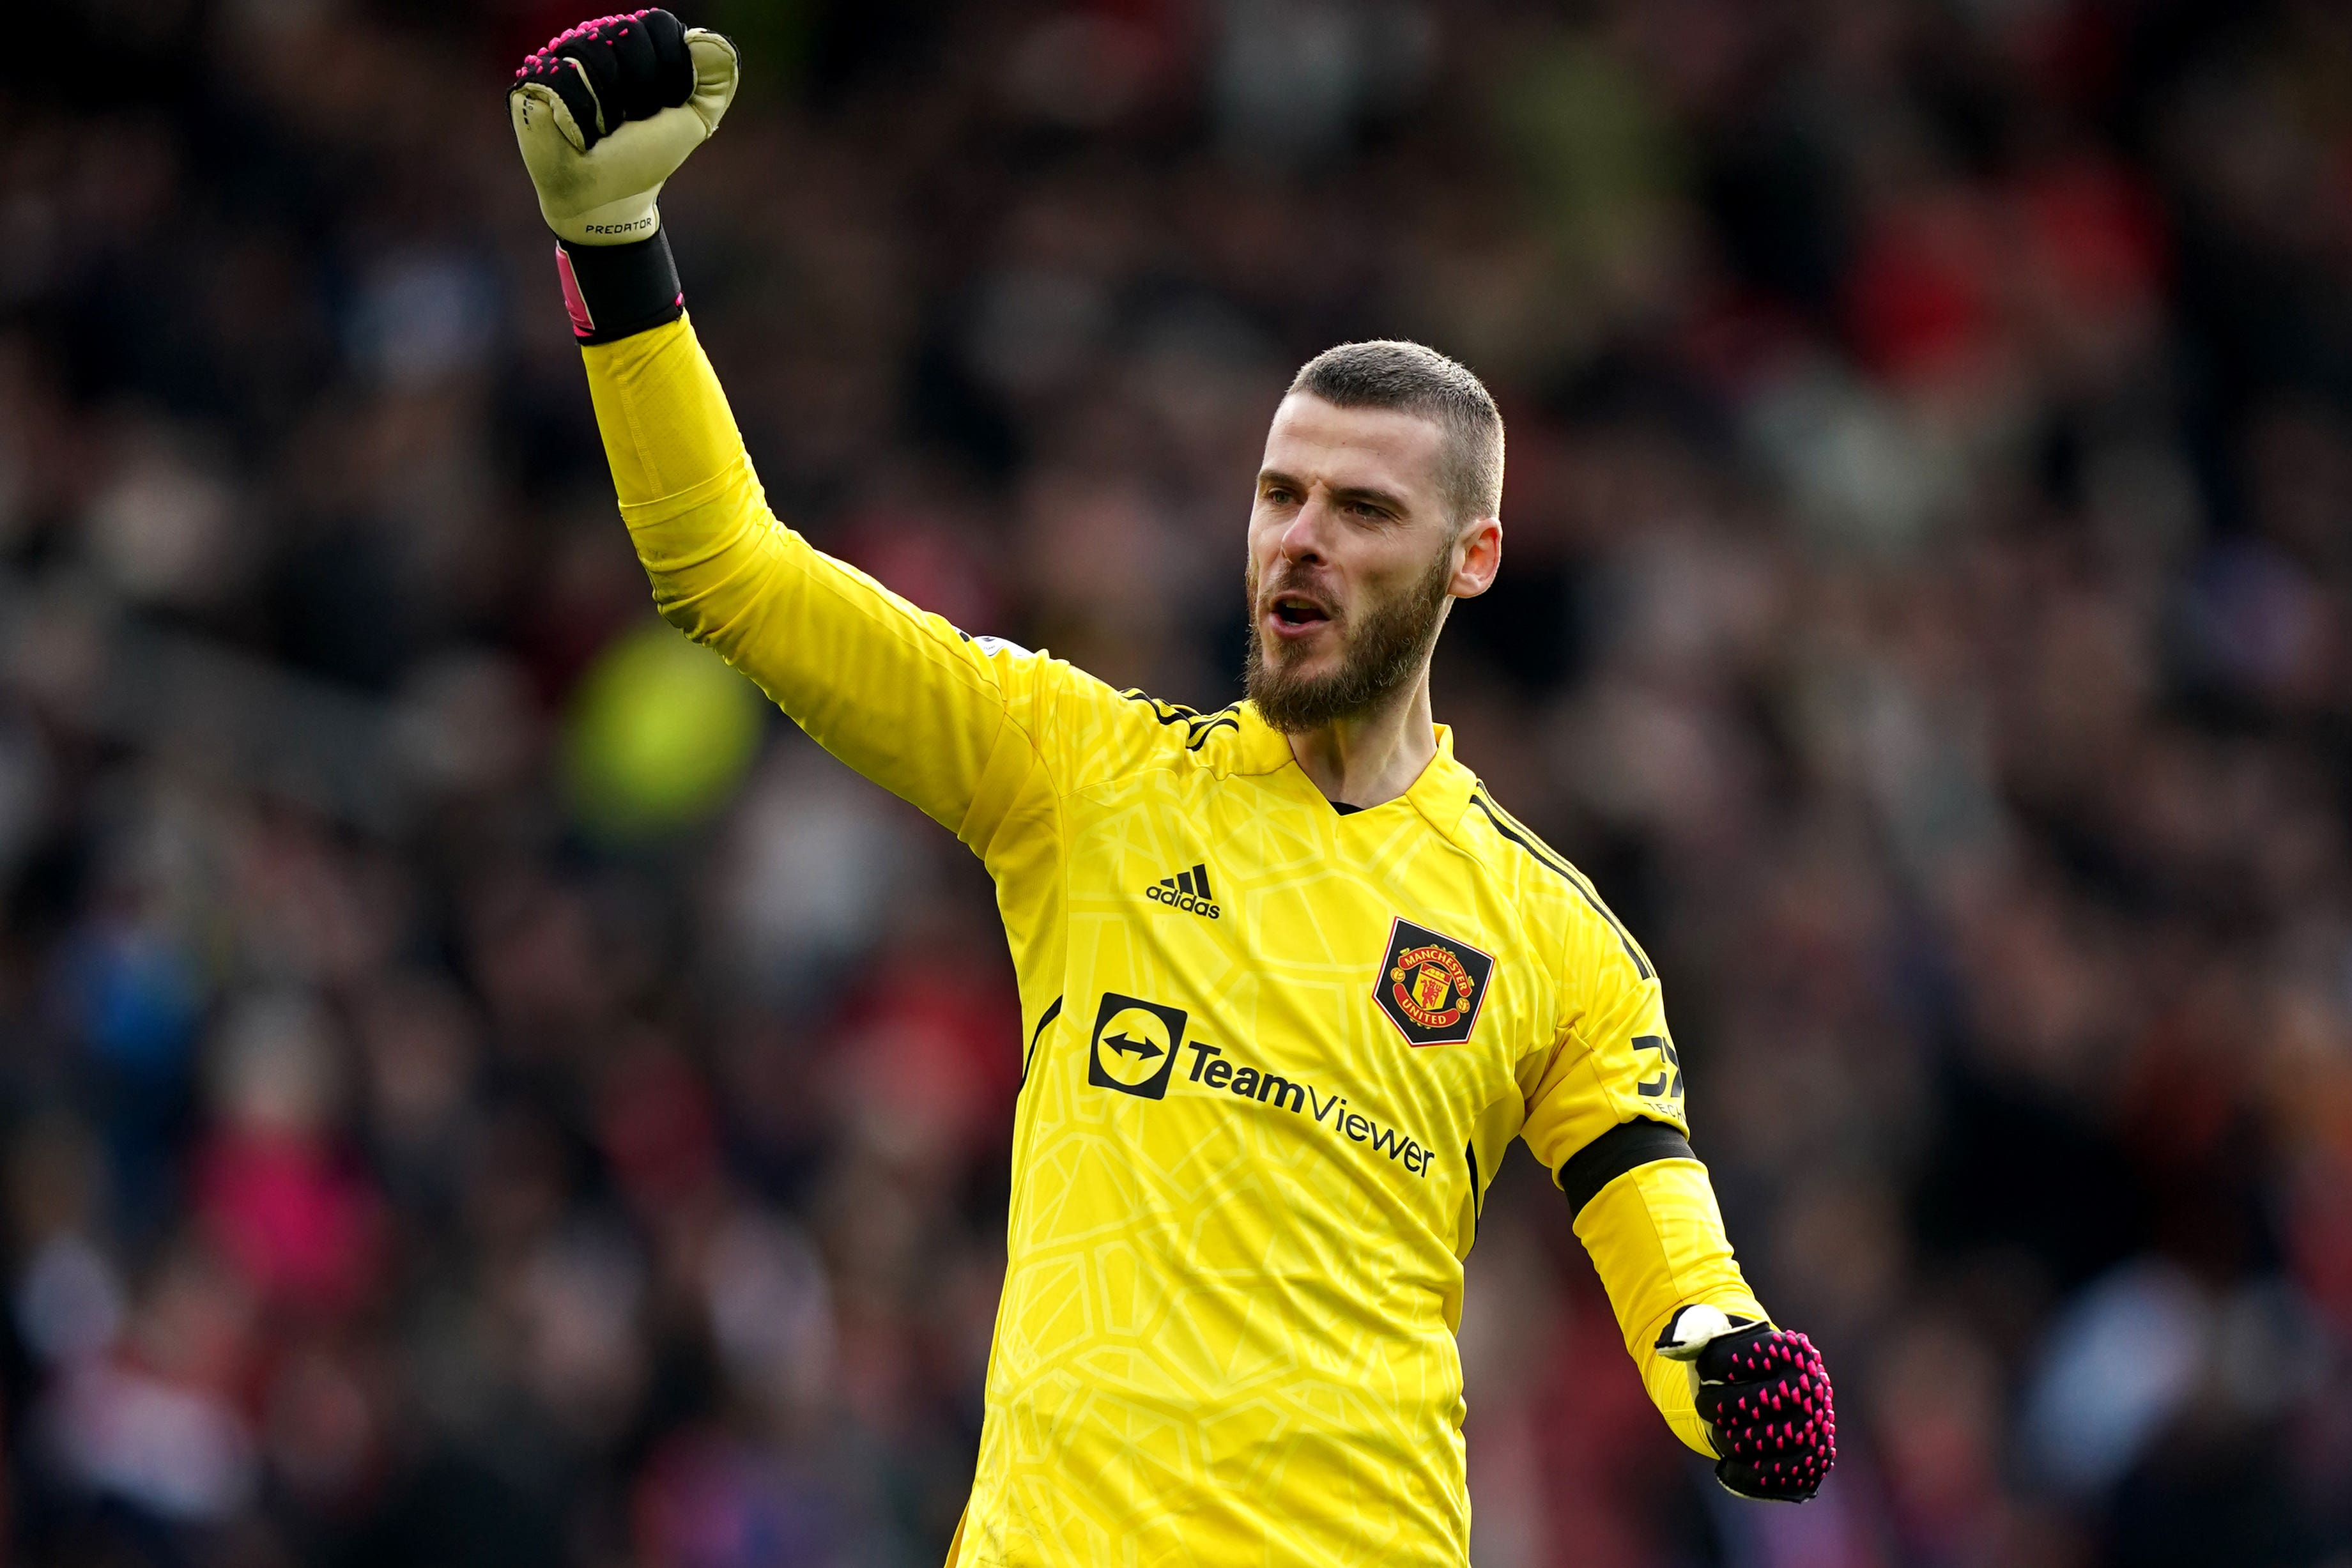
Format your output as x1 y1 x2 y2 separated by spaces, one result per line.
3 1 2351 1564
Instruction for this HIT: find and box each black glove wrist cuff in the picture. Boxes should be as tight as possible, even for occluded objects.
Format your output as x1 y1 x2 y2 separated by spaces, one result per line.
554 231 684 345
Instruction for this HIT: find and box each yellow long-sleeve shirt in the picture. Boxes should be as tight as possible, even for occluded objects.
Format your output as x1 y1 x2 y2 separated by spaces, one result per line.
583 315 1768 1567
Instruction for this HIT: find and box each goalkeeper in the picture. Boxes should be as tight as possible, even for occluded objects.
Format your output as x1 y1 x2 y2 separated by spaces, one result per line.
510 13 1834 1564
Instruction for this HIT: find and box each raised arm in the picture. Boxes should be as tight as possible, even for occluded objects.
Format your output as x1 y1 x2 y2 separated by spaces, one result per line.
509 12 1066 848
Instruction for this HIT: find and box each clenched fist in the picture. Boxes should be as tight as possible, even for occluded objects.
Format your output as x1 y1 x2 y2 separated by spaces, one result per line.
1657 1305 1837 1502
509 8 737 245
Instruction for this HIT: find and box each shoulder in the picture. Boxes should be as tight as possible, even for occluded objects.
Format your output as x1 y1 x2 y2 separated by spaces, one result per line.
1107 694 1295 783
955 634 1188 755
984 652 1261 792
1456 787 1657 985
1119 692 1240 750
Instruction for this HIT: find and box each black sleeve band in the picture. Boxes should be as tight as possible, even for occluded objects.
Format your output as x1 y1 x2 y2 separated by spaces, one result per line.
555 231 684 345
1558 1119 1697 1216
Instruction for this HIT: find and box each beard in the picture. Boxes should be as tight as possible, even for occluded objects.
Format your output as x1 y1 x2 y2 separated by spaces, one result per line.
1244 545 1455 734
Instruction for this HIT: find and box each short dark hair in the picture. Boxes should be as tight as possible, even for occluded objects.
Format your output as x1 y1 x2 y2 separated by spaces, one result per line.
1287 340 1504 526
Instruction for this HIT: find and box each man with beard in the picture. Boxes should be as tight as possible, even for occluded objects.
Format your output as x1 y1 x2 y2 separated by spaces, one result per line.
509 13 1834 1564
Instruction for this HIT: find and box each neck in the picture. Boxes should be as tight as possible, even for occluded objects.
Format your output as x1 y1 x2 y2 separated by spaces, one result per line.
1282 669 1438 810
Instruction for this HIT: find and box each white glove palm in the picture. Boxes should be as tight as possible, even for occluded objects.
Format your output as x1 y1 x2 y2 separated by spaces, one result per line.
509 12 738 247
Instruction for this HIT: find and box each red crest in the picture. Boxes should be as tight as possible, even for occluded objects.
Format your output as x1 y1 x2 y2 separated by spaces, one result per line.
1374 918 1495 1047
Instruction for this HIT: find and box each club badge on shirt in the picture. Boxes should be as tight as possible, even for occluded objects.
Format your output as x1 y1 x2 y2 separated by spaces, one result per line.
1374 918 1495 1047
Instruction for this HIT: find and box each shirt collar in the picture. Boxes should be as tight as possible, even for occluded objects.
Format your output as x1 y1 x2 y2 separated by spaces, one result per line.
1233 703 1479 834
1405 724 1479 836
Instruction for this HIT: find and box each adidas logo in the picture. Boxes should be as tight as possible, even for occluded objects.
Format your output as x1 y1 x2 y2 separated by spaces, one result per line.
1146 862 1221 920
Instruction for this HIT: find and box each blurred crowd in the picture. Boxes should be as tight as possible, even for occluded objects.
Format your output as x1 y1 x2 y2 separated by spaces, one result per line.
4 0 2352 1564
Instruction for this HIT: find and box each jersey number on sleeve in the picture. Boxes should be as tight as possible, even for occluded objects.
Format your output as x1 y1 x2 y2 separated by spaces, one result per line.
1633 1035 1684 1100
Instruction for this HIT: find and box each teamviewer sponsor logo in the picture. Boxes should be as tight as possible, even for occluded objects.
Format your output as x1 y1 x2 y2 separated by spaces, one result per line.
1182 1041 1436 1178
1082 990 1439 1177
1145 863 1220 919
1086 992 1187 1099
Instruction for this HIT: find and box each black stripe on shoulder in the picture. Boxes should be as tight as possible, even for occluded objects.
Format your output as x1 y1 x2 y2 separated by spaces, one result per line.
1473 793 1574 878
1465 794 1654 980
1019 995 1063 1088
1493 800 1657 976
1123 691 1199 727
1185 715 1240 751
1558 1119 1695 1217
1479 794 1639 930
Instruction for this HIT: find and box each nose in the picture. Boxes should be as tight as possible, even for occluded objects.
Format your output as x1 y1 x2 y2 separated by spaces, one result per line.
1279 489 1334 565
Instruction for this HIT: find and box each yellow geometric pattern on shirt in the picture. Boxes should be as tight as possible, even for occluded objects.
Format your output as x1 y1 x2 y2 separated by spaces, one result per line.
951 687 1680 1568
578 318 1733 1568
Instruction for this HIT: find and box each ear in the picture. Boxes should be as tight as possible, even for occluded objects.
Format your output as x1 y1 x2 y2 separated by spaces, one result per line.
1448 514 1502 599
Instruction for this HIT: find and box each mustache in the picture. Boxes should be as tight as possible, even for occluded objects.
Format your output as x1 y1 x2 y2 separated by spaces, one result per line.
1250 567 1341 619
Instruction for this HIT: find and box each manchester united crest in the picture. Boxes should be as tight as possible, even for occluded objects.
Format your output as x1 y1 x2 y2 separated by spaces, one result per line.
1374 918 1495 1047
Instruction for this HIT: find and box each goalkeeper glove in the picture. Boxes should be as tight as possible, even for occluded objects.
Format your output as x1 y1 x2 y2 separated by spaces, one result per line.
508 10 738 342
1657 1304 1836 1502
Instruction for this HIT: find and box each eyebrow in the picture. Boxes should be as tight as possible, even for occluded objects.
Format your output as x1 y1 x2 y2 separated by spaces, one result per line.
1257 470 1413 517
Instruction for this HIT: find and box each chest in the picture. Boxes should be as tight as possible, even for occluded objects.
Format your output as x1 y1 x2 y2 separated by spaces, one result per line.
1050 770 1552 1151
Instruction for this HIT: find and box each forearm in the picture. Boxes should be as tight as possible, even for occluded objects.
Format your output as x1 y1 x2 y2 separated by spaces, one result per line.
583 311 743 506
581 309 796 663
581 312 813 683
1572 1153 1767 1457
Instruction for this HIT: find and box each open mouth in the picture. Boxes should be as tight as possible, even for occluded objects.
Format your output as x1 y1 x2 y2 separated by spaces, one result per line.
1267 592 1333 632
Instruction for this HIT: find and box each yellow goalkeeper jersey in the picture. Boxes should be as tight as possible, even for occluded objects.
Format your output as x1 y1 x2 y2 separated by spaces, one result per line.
582 316 1768 1568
